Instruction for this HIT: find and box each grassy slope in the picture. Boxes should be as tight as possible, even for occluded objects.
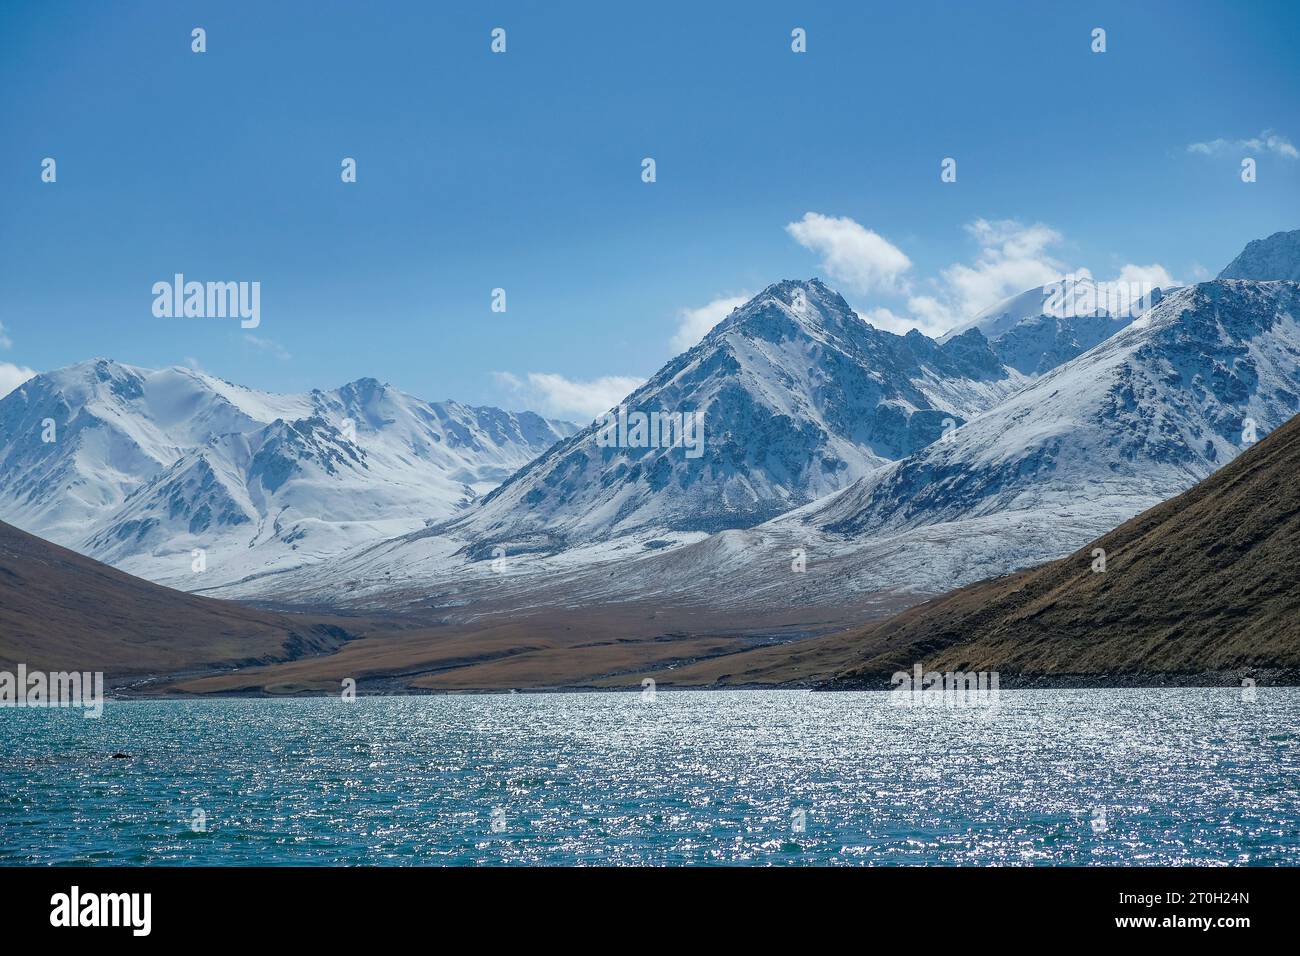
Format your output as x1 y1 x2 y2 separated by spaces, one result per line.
0 519 362 674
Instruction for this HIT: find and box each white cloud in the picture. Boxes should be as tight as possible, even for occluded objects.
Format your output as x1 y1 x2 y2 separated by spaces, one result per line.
0 362 37 399
1188 130 1298 160
785 212 912 294
782 213 1079 334
243 334 292 360
939 219 1068 322
0 322 11 350
494 370 644 422
671 293 751 352
1114 263 1178 289
843 218 1177 336
900 296 955 337
859 307 914 335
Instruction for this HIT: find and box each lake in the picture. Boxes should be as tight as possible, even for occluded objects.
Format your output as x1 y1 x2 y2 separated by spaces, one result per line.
2 688 1297 865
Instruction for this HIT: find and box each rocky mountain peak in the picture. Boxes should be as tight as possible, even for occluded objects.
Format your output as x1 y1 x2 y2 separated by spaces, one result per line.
1219 229 1300 282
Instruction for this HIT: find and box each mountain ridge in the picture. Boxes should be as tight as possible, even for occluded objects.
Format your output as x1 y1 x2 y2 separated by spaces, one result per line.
1219 229 1300 281
0 358 576 588
802 279 1300 541
423 278 1032 554
197 252 1300 619
637 405 1300 688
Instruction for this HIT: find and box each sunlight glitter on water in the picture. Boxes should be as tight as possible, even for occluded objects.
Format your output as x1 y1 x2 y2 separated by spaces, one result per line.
2 688 1297 865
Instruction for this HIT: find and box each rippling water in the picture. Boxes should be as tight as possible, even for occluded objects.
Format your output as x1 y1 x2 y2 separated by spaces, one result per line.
2 689 1298 865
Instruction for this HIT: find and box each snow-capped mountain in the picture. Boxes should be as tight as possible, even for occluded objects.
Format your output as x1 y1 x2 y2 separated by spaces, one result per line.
199 238 1300 620
941 282 1071 343
803 278 1300 541
10 231 1297 621
0 360 575 587
0 360 312 544
441 275 1300 622
987 310 1132 376
1219 229 1300 281
941 275 1171 375
426 279 1030 553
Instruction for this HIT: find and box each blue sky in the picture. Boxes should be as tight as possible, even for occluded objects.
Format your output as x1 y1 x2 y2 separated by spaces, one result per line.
2 0 1298 421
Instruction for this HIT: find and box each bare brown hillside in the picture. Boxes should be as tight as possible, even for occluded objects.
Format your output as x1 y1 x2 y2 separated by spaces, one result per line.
0 519 361 674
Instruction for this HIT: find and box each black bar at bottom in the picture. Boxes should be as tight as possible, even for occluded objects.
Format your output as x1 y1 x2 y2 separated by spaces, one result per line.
0 866 1270 941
